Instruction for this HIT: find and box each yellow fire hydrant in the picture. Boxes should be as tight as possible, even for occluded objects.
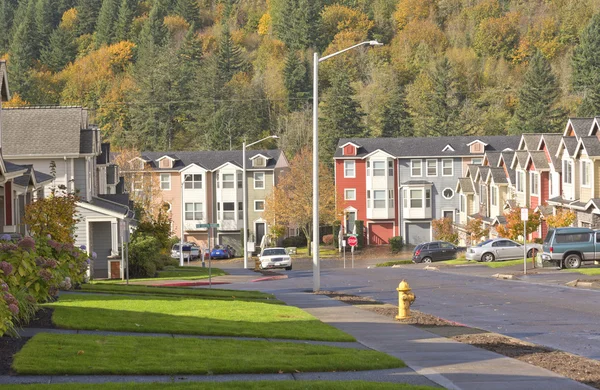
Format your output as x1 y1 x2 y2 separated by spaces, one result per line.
395 280 415 320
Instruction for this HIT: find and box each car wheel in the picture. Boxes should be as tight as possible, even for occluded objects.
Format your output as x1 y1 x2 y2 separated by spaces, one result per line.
421 257 433 264
285 265 292 271
482 252 495 262
563 254 581 269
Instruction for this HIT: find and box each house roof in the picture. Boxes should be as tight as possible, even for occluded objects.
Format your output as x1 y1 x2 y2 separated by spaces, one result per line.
566 118 594 138
457 178 474 193
488 167 508 184
578 136 600 158
484 152 501 167
334 136 520 158
97 143 111 165
528 151 550 170
12 165 54 187
520 133 543 150
3 160 28 174
535 205 554 217
400 180 433 186
476 166 490 182
87 195 135 219
0 60 9 101
2 107 91 157
136 149 284 171
560 137 579 156
499 151 516 184
540 133 562 170
467 164 479 178
513 151 529 168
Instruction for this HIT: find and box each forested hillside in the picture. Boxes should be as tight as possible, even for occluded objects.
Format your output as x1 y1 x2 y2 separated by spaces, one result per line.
1 0 600 160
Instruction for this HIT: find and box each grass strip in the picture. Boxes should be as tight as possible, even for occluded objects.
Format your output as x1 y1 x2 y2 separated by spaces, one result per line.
0 381 437 390
566 268 600 275
442 258 472 265
91 267 227 283
48 293 354 341
376 260 413 267
80 284 278 302
13 334 403 375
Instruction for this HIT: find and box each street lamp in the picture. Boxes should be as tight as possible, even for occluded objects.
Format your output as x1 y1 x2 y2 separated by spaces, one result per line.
243 135 279 269
180 173 190 267
312 40 383 292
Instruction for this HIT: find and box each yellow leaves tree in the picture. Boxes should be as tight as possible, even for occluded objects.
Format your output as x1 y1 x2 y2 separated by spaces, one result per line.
496 206 540 241
263 147 340 256
3 93 29 107
546 208 576 228
393 0 436 30
466 217 490 245
321 4 373 45
473 12 520 60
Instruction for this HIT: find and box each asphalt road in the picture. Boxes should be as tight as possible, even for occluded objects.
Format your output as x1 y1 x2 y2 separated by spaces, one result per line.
222 256 600 361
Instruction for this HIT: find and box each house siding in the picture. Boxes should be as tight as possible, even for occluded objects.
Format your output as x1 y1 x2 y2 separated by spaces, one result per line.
74 158 87 196
336 158 366 222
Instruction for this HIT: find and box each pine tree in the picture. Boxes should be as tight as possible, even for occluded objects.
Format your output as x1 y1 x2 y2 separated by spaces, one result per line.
381 80 412 137
319 71 366 163
214 24 246 88
35 0 54 51
0 0 13 54
76 0 102 36
572 13 600 116
283 50 309 111
174 0 200 27
95 0 119 46
114 0 134 42
271 0 322 50
9 0 38 96
138 0 168 48
510 51 563 134
40 25 76 72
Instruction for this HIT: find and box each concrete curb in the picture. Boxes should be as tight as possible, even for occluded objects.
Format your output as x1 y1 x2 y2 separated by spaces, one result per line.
251 275 289 282
493 273 519 280
566 279 600 288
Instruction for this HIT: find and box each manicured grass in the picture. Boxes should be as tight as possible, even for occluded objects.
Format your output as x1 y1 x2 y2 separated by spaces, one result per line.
94 266 226 283
294 246 339 258
48 293 354 341
1 381 438 390
13 333 403 375
442 258 472 265
376 260 413 267
566 268 600 275
483 259 528 268
80 284 278 301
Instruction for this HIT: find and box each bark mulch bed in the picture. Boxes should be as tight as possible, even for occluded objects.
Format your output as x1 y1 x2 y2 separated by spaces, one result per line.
318 290 600 389
0 307 54 375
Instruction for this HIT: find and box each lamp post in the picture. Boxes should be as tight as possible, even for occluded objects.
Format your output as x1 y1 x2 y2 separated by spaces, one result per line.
180 173 190 267
243 135 279 269
312 40 382 292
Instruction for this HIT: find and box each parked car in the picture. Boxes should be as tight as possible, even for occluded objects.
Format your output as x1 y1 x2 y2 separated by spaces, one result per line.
541 227 598 269
258 247 292 270
466 238 542 262
412 241 462 263
210 245 232 259
171 243 200 259
223 244 236 258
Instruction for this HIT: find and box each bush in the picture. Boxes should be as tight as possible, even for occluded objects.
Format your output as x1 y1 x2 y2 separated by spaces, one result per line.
282 235 307 247
322 234 334 245
390 236 404 253
128 234 161 278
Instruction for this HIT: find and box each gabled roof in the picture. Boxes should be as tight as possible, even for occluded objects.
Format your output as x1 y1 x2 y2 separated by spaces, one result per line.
156 154 179 161
511 151 529 169
488 167 508 184
78 195 135 219
475 166 490 182
0 60 9 101
362 149 395 159
564 118 594 138
249 153 272 161
539 133 562 170
557 137 579 158
334 136 520 158
2 107 91 157
457 178 474 193
535 205 554 217
467 164 479 179
519 133 543 151
576 136 600 158
483 152 501 167
339 141 362 149
527 151 550 171
12 165 54 188
466 139 489 147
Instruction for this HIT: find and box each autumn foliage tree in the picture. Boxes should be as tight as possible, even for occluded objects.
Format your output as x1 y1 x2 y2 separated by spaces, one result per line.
546 208 576 228
263 147 340 256
466 217 490 245
496 207 541 241
432 217 458 244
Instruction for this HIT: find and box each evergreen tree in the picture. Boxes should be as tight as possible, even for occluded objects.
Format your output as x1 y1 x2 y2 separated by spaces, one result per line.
35 0 54 51
510 51 563 135
214 24 246 88
381 80 412 137
0 0 12 54
40 25 77 72
572 13 600 116
319 71 366 163
283 50 309 111
174 0 200 27
9 0 38 96
76 0 102 36
271 0 322 50
114 0 134 42
95 0 119 46
138 0 168 48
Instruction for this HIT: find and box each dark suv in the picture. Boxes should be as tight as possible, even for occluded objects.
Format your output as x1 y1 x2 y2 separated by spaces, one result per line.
412 241 461 263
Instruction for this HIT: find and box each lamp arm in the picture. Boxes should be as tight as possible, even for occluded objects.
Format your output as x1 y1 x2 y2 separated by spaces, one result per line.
319 41 372 62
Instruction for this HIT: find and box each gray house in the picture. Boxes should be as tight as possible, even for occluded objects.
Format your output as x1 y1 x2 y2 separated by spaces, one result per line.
2 106 133 279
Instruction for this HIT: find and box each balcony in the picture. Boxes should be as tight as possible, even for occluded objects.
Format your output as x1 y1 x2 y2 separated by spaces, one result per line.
401 186 432 220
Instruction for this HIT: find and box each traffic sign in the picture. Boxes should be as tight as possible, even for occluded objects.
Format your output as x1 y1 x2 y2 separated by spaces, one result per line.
196 223 219 228
520 208 529 221
347 236 358 247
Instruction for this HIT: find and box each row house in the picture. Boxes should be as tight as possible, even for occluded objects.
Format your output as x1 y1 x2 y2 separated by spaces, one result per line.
334 136 520 246
1 106 134 279
124 150 289 253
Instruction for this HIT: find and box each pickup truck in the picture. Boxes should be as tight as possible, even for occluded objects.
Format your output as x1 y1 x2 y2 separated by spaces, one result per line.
541 227 600 269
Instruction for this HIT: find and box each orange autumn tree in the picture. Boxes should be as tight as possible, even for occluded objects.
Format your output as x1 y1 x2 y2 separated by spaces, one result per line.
432 217 458 244
496 206 541 241
466 216 489 245
263 147 340 256
546 208 576 228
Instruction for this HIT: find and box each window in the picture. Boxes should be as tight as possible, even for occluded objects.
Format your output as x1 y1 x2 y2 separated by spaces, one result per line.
237 172 243 189
222 173 234 189
222 202 235 220
442 188 454 200
581 161 591 186
184 174 202 189
388 161 394 176
411 160 422 177
184 203 202 220
344 160 355 178
460 194 466 212
345 211 356 233
373 190 386 208
254 200 265 211
238 202 243 219
442 159 453 176
426 189 431 207
254 172 265 189
133 174 143 191
563 160 572 184
253 157 265 167
367 190 371 208
516 170 525 192
388 189 394 208
160 173 171 190
443 210 454 221
373 161 385 176
410 189 423 208
530 172 539 196
366 161 370 177
344 189 356 200
491 186 498 206
426 159 437 176
403 189 407 208
472 158 482 165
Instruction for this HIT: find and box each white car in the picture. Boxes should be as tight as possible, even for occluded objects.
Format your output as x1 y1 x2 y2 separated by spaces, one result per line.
258 247 292 270
466 238 542 262
171 243 200 259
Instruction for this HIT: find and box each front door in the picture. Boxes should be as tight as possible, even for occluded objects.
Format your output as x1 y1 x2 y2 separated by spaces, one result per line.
110 261 120 279
255 222 266 247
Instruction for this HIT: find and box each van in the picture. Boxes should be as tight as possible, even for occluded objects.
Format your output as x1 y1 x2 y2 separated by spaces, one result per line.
541 227 598 269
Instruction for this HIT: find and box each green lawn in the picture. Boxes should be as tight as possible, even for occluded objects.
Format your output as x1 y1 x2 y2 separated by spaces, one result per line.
1 381 438 390
442 258 533 268
566 268 600 275
441 258 471 265
93 266 226 283
80 284 278 302
376 260 413 267
293 246 339 258
13 333 403 375
48 293 354 341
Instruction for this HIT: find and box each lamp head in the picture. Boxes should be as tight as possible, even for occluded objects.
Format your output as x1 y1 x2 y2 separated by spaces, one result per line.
368 40 383 46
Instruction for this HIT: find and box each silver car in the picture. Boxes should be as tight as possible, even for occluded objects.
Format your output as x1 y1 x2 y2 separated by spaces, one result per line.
466 238 542 262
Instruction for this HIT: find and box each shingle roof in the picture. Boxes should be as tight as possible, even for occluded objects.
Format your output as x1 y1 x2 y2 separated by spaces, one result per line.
467 164 479 178
540 134 562 170
334 136 520 158
401 180 433 186
484 152 501 167
477 166 490 181
521 134 543 150
458 178 474 193
580 137 600 157
137 150 284 171
499 151 516 184
568 118 594 138
562 137 579 156
2 107 90 157
12 165 53 187
88 196 135 219
489 167 508 184
514 151 529 167
4 161 27 174
529 151 549 170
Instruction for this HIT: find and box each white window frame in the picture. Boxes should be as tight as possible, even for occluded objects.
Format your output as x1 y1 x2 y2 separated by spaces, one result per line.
254 172 265 189
372 160 386 177
344 160 355 178
411 160 422 177
442 159 453 176
184 174 202 189
221 202 235 220
426 159 437 177
160 173 171 190
530 171 539 196
132 173 143 191
459 194 466 213
442 187 454 200
563 159 573 184
409 188 423 208
471 158 482 165
388 189 394 208
222 173 235 189
254 200 265 211
373 190 386 208
184 202 203 220
516 170 525 193
344 188 356 200
388 160 394 176
581 160 591 187
491 185 498 206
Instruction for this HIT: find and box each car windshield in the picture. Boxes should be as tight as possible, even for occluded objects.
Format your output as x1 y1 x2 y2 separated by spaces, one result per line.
475 239 494 247
172 245 179 251
263 248 286 256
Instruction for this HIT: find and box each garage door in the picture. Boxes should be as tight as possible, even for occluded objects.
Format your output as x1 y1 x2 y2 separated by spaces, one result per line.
219 233 241 255
369 223 394 245
405 223 431 246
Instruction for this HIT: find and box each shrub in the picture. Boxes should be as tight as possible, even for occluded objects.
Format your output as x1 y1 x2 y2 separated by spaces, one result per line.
390 236 404 253
322 234 334 245
282 235 307 247
128 234 161 278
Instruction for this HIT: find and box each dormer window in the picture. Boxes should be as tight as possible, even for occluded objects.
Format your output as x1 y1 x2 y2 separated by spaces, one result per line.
341 142 360 156
253 157 266 168
468 140 488 154
159 158 172 168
